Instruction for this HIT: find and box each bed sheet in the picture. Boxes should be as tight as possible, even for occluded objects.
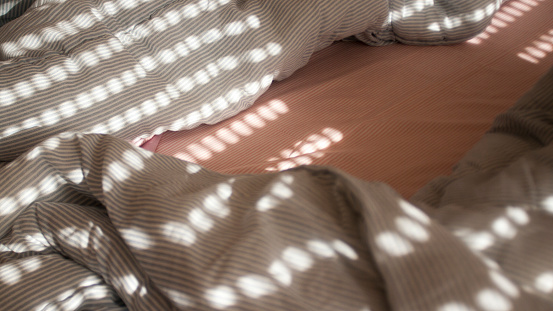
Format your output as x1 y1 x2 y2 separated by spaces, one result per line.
152 0 553 198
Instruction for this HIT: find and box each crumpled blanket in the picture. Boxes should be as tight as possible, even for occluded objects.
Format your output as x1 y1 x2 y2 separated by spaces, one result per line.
2 63 553 309
0 0 506 161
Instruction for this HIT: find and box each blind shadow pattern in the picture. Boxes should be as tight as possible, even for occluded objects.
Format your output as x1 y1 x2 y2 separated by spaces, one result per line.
1 65 553 311
0 0 508 162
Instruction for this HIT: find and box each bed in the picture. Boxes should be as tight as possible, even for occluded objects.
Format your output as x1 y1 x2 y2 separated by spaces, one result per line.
1 0 553 310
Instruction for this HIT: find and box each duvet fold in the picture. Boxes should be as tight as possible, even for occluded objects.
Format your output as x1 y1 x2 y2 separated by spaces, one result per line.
0 0 506 161
0 132 551 310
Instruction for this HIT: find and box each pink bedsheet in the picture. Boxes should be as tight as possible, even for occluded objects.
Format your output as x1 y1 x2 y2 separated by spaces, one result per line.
147 0 553 198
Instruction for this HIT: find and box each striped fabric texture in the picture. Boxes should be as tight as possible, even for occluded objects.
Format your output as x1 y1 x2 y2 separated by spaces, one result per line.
152 0 553 199
0 66 552 310
0 0 506 162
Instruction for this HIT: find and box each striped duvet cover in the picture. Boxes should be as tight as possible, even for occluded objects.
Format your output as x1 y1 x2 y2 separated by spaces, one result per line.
1 66 553 309
0 0 506 162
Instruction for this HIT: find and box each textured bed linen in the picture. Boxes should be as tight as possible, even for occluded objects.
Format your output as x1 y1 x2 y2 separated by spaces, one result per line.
2 66 553 310
0 0 507 161
154 0 553 198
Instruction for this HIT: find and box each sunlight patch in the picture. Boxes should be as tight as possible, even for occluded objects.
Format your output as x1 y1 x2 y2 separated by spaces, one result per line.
205 286 236 309
476 289 511 311
268 260 292 286
163 222 196 246
395 217 429 242
375 232 413 257
332 240 359 260
237 275 277 298
120 227 152 249
282 247 313 272
535 272 553 293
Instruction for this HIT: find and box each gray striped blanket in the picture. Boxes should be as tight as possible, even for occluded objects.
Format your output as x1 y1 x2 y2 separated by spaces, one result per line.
1 66 553 310
1 0 506 162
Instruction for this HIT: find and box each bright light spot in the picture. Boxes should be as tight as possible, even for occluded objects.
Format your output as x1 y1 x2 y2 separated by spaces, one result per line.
122 150 145 170
39 176 60 194
306 240 335 258
535 272 553 293
464 231 495 250
216 128 240 144
244 82 261 95
205 286 236 309
79 51 100 67
256 195 278 212
121 70 137 86
248 48 268 63
506 207 529 225
229 120 252 136
375 232 413 256
186 163 202 174
140 56 158 71
201 135 225 152
165 289 194 307
185 36 201 50
268 260 292 286
158 49 177 64
163 222 196 246
151 18 169 32
119 0 137 9
120 227 152 249
31 74 52 90
225 21 246 35
91 85 109 102
182 4 200 18
396 217 429 242
476 289 511 311
541 196 553 213
203 194 231 218
266 42 282 55
212 97 230 111
428 22 441 31
322 127 343 142
217 183 232 200
76 92 94 109
176 77 195 92
121 274 140 294
22 117 40 129
0 197 17 216
282 247 313 272
18 187 39 205
217 56 239 70
189 208 214 232
19 257 42 273
271 182 293 199
202 29 222 43
398 199 430 224
226 88 243 104
19 34 42 49
237 275 277 298
491 217 517 239
472 9 486 22
489 271 519 297
0 89 16 106
67 168 84 184
194 70 211 85
59 227 90 249
438 302 475 311
246 15 260 28
332 240 359 260
14 81 35 98
0 264 21 285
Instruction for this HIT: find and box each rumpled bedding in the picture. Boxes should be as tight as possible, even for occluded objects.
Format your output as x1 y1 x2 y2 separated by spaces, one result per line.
0 0 507 162
1 68 553 310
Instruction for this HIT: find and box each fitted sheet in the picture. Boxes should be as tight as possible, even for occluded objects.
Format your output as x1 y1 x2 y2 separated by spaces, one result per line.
152 0 553 197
